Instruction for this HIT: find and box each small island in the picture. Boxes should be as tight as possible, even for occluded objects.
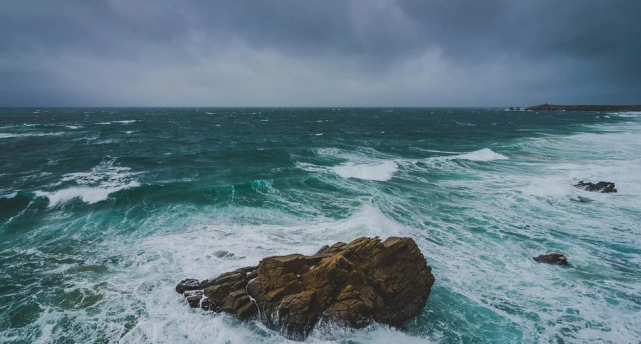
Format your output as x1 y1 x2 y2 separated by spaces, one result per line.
525 104 641 111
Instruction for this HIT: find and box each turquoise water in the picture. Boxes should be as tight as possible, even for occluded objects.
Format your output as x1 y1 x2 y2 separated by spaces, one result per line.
0 108 640 343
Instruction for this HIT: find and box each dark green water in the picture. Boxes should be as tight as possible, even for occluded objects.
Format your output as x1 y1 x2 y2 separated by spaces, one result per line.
1 108 640 343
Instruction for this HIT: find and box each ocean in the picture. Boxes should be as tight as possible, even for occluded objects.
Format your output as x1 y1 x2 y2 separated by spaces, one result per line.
0 107 640 343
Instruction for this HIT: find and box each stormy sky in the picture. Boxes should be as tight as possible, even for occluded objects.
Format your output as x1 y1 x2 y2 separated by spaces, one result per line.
1 1 639 107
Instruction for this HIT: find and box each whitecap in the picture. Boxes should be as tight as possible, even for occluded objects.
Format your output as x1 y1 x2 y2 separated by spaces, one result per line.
113 120 136 124
331 161 398 181
0 192 17 199
295 162 327 173
35 159 141 207
35 182 139 207
612 111 641 117
453 148 509 161
0 132 65 139
96 122 111 125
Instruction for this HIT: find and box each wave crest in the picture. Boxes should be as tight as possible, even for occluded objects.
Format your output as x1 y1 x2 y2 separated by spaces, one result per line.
453 148 508 161
35 159 141 207
331 161 398 181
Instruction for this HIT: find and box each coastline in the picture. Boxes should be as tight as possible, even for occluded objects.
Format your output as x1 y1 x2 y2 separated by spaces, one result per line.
525 104 641 111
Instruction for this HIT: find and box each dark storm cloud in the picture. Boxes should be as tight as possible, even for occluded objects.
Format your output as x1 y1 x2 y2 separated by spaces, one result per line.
0 0 639 106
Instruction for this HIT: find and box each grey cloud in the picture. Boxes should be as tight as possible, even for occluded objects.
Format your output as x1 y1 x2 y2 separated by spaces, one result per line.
0 0 639 106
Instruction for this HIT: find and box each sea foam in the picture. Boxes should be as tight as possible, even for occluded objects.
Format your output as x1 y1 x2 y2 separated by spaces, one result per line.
35 182 140 207
303 147 400 181
453 148 509 161
35 159 141 207
0 132 65 139
330 161 398 181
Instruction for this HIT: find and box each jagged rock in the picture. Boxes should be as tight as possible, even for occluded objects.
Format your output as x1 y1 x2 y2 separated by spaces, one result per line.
176 236 435 340
574 181 617 193
175 266 259 319
533 253 569 266
175 278 202 293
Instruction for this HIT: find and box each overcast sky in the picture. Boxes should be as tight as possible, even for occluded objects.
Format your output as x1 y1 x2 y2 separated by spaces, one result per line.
1 0 639 107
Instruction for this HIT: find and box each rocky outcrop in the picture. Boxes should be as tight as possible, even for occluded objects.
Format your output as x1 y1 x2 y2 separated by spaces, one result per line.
175 266 259 319
176 236 435 340
574 181 617 193
533 253 569 266
525 104 641 112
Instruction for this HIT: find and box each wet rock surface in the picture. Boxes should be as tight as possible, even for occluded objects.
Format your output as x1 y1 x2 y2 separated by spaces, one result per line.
574 181 617 193
176 236 435 340
533 253 569 266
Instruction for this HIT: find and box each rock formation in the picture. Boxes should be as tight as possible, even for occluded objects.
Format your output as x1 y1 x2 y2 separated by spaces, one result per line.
176 236 435 340
574 181 617 193
533 253 569 266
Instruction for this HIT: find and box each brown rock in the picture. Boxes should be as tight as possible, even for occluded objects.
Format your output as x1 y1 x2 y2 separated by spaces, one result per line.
175 266 258 319
176 236 435 341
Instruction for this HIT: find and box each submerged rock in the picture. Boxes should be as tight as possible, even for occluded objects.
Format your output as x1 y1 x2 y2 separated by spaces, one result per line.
533 253 569 266
176 236 435 340
574 181 617 193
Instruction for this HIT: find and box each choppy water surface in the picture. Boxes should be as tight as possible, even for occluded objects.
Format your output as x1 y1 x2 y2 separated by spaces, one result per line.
1 108 640 343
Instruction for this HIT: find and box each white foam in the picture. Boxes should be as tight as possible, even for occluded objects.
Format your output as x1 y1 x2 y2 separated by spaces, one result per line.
35 159 141 207
96 122 111 125
611 111 641 117
453 148 509 161
0 192 17 199
331 161 398 181
113 120 136 124
10 203 409 343
296 147 399 181
35 182 139 207
65 126 80 129
0 132 65 139
295 162 327 173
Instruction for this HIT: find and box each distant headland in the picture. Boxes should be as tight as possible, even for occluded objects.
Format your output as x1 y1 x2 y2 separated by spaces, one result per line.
524 104 641 111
